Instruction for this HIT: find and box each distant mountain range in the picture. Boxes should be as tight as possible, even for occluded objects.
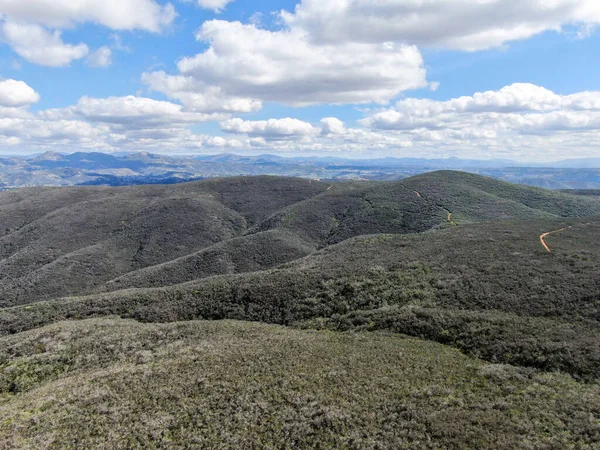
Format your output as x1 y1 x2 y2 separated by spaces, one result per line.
2 151 600 189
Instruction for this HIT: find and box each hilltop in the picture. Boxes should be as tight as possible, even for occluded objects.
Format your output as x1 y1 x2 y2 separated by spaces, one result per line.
2 172 600 305
1 172 599 448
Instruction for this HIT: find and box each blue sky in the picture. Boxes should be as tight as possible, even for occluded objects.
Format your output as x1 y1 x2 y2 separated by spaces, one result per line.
1 0 600 161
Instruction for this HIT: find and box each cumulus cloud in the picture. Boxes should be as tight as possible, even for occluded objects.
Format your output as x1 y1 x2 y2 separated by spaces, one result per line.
3 83 600 160
1 21 89 67
42 96 228 131
0 0 175 32
0 97 240 153
353 83 600 159
87 46 112 68
143 20 428 109
196 0 235 13
0 116 110 150
320 117 346 135
141 71 262 114
283 0 600 51
220 116 412 150
362 83 600 134
0 78 40 107
0 0 175 67
221 118 315 140
319 117 413 150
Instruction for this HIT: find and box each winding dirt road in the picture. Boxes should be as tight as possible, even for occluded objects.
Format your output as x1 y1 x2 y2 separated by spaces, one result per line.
539 221 599 252
539 227 572 253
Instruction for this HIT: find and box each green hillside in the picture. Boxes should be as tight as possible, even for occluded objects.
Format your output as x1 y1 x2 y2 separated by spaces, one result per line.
0 177 328 305
3 171 600 306
1 319 598 449
1 172 600 448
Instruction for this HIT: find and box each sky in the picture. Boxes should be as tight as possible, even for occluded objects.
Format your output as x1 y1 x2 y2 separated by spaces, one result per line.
1 1 600 161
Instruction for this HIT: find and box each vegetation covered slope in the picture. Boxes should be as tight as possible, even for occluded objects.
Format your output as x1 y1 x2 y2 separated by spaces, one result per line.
3 171 599 306
1 173 600 448
1 319 598 449
0 177 329 305
1 219 599 379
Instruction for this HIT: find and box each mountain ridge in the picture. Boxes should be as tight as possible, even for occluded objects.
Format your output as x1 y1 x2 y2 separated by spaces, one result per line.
3 152 600 189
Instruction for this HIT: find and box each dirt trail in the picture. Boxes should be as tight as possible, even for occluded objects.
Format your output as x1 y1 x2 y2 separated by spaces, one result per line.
447 212 457 226
539 221 598 252
414 189 456 226
540 227 572 252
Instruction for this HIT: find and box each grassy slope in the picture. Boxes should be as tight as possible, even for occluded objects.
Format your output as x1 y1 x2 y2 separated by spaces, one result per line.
561 189 600 196
1 174 599 377
1 173 600 447
1 319 598 449
1 219 599 379
402 171 600 221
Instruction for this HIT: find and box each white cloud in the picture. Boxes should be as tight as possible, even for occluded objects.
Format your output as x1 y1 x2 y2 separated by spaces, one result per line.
319 117 413 150
220 116 412 150
141 71 262 114
0 116 110 150
143 20 428 109
282 0 600 51
320 117 346 135
362 83 600 132
355 83 600 159
0 78 40 107
44 95 228 130
3 84 600 161
196 0 235 13
87 46 112 68
0 0 175 32
0 0 175 67
221 117 316 140
1 21 89 67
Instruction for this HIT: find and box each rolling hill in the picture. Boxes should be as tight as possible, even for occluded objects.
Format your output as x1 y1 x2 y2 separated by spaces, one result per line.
2 172 600 306
1 171 599 448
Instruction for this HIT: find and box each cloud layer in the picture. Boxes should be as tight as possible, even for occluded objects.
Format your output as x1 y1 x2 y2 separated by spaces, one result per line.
0 0 175 66
283 0 600 51
143 19 428 111
2 80 600 160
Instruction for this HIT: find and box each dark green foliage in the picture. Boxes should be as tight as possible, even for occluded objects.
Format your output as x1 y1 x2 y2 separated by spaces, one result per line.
4 171 600 306
2 172 600 447
0 177 329 305
104 229 316 291
312 306 600 380
1 319 599 449
1 219 599 379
